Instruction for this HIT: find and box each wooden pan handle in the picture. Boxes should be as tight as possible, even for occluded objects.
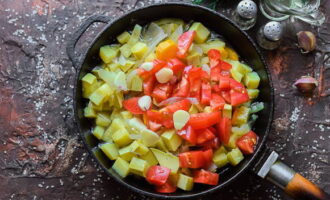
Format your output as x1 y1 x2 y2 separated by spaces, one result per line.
285 173 330 200
266 161 330 200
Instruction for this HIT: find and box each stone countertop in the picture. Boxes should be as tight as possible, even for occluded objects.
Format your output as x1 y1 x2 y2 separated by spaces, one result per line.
0 0 329 199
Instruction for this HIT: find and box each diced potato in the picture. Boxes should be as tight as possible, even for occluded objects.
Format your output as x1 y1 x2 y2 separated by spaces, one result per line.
186 52 201 66
112 157 130 178
232 124 251 137
117 31 131 44
100 142 119 160
145 52 156 62
227 148 244 166
129 157 149 177
107 63 121 72
129 141 149 156
120 43 132 58
225 47 239 61
232 106 250 126
102 118 125 142
230 68 244 82
127 118 160 147
129 75 143 92
156 39 178 60
151 148 180 173
177 174 194 191
89 83 113 106
114 71 128 91
119 145 135 162
93 126 105 140
161 130 182 152
113 91 124 109
189 22 210 44
188 105 199 114
82 73 98 98
120 111 133 119
201 40 225 54
131 42 148 59
100 45 119 64
243 72 260 89
139 150 159 166
96 112 111 127
120 59 135 72
223 104 232 119
127 24 142 45
84 104 96 118
247 89 259 99
112 128 132 147
213 146 229 168
156 139 169 152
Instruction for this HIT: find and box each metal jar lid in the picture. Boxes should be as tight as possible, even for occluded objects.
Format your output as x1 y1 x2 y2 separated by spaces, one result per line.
263 21 283 41
236 0 257 19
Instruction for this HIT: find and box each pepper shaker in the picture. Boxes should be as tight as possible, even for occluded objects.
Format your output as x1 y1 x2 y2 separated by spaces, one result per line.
257 21 283 50
233 0 257 30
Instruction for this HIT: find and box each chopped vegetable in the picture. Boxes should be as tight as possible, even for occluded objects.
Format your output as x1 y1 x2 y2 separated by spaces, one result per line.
156 39 178 61
112 157 130 178
236 131 258 154
176 31 196 58
193 169 219 185
177 174 194 191
189 22 210 43
146 166 171 186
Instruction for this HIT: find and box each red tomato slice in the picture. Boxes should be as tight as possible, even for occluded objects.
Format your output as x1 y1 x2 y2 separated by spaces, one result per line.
188 112 221 130
143 76 156 96
217 117 231 144
230 90 249 106
201 81 212 105
219 76 231 90
179 151 205 168
148 120 162 132
189 78 201 100
123 97 145 114
152 83 173 102
155 181 177 193
202 149 213 167
177 31 196 58
212 84 221 93
146 166 171 186
168 58 185 75
196 129 215 144
208 49 221 68
236 131 258 154
210 65 222 82
210 93 225 111
220 61 232 70
172 77 189 97
160 99 191 114
193 169 219 185
146 110 173 129
220 91 231 104
199 137 220 150
177 125 197 144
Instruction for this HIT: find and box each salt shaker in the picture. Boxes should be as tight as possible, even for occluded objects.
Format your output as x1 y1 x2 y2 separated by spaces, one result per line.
257 21 283 50
233 0 257 30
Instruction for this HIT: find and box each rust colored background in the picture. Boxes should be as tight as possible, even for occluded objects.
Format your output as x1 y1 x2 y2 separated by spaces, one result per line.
0 0 329 199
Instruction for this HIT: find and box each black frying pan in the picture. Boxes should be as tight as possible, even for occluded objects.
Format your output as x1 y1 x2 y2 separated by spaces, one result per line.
66 3 329 199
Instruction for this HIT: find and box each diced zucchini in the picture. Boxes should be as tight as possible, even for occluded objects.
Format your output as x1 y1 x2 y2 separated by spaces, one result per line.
112 128 132 147
127 118 160 147
247 89 259 99
232 106 250 126
225 133 239 149
120 43 132 58
120 111 133 119
96 112 111 127
186 52 201 66
128 24 142 45
223 104 232 119
100 45 119 64
250 102 264 114
131 42 148 59
139 150 159 166
188 105 199 114
156 139 169 152
93 126 105 140
102 118 125 142
89 83 113 106
114 71 128 91
113 91 124 109
107 63 121 72
129 75 143 92
161 130 182 152
232 124 251 137
120 59 135 72
129 141 149 156
189 22 210 43
243 72 260 89
227 148 244 166
119 145 135 162
98 69 116 89
151 148 180 173
177 174 194 191
230 68 243 82
201 40 225 54
117 31 131 44
82 73 99 98
129 157 149 177
213 146 229 168
84 104 96 118
112 157 130 178
100 142 119 160
154 18 184 26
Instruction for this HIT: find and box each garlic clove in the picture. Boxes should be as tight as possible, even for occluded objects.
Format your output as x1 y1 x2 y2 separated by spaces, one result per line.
173 110 190 130
155 68 173 83
138 95 152 111
297 31 316 53
294 76 318 93
140 62 154 71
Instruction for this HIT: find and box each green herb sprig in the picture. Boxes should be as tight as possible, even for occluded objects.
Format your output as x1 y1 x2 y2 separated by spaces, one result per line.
192 0 221 10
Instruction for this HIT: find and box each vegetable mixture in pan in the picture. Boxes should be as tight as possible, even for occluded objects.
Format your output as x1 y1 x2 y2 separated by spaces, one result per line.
81 18 264 193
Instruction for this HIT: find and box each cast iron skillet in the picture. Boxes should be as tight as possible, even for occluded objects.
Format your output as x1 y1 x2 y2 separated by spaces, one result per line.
66 3 329 199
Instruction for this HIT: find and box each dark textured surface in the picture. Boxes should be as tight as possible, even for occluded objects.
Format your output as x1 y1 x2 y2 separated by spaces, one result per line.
0 0 329 200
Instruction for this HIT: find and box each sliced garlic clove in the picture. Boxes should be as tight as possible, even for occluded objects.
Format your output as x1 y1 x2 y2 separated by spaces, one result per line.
140 62 154 71
138 95 152 111
155 68 173 83
173 110 190 130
